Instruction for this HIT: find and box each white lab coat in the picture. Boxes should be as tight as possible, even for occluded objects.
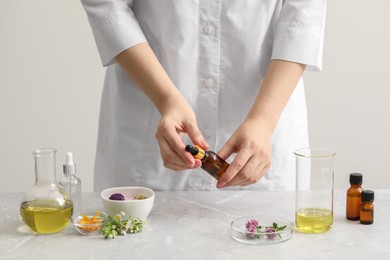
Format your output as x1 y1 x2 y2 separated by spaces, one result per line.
81 0 326 191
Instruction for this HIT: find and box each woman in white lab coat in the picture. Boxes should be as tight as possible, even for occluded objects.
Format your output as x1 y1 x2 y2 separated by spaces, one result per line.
81 0 326 191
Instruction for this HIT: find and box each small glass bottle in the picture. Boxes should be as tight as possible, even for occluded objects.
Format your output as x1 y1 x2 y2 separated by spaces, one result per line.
59 152 82 220
20 148 73 234
185 144 229 179
360 190 374 225
346 173 363 220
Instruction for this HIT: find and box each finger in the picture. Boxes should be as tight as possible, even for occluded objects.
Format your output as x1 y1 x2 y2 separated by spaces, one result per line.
163 160 192 171
193 159 202 168
157 132 204 170
224 155 259 187
233 162 265 187
235 160 271 186
184 121 209 149
217 140 235 160
156 131 193 167
217 150 251 188
163 156 202 171
158 126 196 167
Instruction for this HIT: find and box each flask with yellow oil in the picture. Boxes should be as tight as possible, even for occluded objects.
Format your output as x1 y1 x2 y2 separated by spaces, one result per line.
20 148 73 234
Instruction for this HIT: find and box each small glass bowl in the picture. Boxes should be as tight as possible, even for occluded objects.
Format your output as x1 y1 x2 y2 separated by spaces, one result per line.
72 211 107 236
231 215 293 245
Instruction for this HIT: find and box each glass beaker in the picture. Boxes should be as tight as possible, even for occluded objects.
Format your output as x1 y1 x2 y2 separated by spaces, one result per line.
294 148 335 234
20 148 73 234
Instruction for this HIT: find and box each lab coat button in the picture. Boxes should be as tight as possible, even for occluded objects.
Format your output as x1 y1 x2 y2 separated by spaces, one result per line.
203 24 214 34
204 78 215 88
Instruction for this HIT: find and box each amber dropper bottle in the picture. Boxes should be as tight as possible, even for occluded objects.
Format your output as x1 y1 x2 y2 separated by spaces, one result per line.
346 173 363 220
360 190 374 225
185 144 229 179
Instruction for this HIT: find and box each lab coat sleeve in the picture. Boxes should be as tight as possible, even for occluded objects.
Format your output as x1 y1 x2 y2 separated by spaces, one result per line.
271 0 327 71
80 0 147 66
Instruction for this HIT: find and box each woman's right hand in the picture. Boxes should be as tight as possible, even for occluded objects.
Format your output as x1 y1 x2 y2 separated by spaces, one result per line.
155 98 209 171
115 43 209 170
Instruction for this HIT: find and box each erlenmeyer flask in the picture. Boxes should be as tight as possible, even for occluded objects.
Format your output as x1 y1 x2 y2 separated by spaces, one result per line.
20 148 73 234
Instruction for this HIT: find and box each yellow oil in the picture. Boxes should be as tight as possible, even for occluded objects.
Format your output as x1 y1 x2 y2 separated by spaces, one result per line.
295 208 333 234
20 199 73 234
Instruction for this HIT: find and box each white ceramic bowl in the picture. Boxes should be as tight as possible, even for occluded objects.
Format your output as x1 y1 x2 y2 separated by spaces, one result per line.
101 186 155 219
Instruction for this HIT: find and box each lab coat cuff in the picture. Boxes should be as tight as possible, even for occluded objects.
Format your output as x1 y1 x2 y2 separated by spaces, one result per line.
90 10 147 67
271 34 323 72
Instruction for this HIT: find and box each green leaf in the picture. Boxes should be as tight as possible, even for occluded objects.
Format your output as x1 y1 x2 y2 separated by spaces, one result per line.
273 222 278 229
277 225 287 231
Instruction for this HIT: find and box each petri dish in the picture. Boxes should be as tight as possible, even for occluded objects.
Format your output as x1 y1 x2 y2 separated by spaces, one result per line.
231 215 293 245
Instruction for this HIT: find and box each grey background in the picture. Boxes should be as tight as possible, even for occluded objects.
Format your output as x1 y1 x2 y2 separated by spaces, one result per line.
1 0 389 192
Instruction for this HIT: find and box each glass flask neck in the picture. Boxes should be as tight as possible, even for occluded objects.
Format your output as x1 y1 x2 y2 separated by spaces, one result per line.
33 148 57 184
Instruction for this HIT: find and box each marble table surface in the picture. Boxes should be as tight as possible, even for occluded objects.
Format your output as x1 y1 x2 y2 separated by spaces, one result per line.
0 190 389 260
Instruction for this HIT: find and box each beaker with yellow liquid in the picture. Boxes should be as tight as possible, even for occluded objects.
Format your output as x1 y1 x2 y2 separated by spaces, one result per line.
294 148 335 234
20 148 73 234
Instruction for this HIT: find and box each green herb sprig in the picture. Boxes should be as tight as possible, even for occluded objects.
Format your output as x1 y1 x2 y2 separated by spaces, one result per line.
101 212 145 239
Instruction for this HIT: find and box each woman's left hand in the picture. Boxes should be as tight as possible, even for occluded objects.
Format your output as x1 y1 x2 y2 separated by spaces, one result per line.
216 60 306 189
216 119 272 188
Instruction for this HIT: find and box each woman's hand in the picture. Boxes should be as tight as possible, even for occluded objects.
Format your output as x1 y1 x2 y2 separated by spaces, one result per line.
216 119 272 188
216 60 306 188
155 98 209 171
115 43 209 171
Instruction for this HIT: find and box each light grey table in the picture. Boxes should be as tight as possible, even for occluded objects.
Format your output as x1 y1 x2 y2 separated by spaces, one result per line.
0 190 389 259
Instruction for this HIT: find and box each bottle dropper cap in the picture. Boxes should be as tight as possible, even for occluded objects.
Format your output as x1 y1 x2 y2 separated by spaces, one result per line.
349 173 363 184
63 152 76 175
185 144 205 159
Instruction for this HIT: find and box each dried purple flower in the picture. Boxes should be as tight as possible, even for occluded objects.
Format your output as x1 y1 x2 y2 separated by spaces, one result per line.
244 219 287 240
245 219 259 232
109 193 125 201
245 219 260 239
265 227 277 239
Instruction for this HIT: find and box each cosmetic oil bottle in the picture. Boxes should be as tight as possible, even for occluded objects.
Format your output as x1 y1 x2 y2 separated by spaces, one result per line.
360 190 374 225
346 173 363 220
185 144 229 179
59 152 81 219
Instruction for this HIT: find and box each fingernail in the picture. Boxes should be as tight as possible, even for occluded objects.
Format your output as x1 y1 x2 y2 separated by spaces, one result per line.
202 140 209 149
217 182 226 189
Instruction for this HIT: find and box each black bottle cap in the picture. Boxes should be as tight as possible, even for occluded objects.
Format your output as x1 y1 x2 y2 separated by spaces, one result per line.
185 145 198 156
361 190 374 202
349 173 363 184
